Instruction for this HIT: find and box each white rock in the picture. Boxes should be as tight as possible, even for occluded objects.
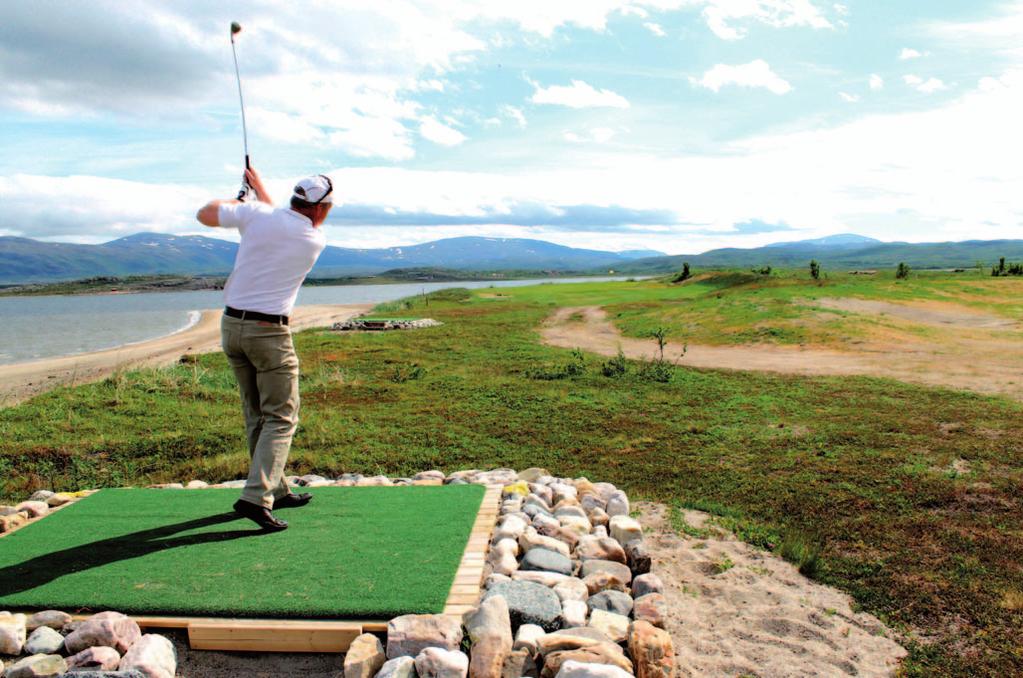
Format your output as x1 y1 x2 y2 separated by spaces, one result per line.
556 659 634 678
488 538 520 576
605 492 629 518
519 527 571 557
185 480 208 489
0 612 27 654
45 493 73 507
376 656 417 678
512 570 571 587
24 626 64 654
120 633 176 678
15 500 48 518
588 610 630 643
608 515 642 546
414 647 469 678
513 624 546 654
561 600 589 628
551 483 578 504
493 514 529 541
553 578 590 603
485 573 513 589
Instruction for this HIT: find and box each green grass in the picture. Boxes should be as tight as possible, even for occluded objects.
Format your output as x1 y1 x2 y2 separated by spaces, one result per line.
1 275 1021 674
0 485 483 618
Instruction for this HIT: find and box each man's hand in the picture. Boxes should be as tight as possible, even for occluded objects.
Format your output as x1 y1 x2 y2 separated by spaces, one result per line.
245 167 273 205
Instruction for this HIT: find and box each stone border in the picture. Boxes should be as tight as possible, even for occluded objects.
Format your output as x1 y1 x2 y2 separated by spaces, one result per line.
2 469 672 678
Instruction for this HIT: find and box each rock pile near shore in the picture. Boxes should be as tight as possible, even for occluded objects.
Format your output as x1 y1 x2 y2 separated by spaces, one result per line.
333 318 442 332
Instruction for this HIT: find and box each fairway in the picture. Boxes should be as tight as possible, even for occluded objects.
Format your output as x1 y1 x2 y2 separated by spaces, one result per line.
0 485 485 619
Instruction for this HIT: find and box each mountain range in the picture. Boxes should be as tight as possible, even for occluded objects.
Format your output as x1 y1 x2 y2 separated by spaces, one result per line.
3 231 1021 284
619 234 1023 273
0 233 664 283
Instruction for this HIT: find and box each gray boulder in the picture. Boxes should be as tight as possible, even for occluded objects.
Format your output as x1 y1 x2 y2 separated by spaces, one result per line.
483 581 562 632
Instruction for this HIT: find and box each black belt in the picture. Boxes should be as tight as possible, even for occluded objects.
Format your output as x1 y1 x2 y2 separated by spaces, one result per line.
225 306 289 325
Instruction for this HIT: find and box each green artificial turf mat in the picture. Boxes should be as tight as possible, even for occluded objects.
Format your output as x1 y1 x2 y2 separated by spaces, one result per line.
0 485 485 619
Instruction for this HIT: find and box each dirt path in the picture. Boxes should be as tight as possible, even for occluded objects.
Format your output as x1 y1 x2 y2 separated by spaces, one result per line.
635 502 906 677
814 297 1017 329
0 304 371 406
541 306 1023 401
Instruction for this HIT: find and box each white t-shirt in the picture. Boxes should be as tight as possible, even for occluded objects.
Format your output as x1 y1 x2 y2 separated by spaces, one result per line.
218 202 327 316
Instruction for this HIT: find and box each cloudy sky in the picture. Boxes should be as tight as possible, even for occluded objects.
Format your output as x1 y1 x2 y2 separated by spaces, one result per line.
1 1 1020 254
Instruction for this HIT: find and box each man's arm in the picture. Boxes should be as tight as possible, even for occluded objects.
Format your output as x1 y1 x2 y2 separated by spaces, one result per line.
196 199 237 227
195 167 273 227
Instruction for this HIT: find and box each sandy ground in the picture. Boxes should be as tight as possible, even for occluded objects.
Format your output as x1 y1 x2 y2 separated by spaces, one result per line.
813 297 1017 329
541 305 1023 401
0 304 371 406
169 631 343 678
635 502 907 678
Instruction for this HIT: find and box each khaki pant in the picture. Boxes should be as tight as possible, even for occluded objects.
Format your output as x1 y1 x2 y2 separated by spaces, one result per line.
221 314 300 508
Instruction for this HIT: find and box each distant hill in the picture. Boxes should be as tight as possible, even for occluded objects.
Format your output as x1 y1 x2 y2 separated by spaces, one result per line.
765 233 882 248
615 238 1023 274
0 233 666 283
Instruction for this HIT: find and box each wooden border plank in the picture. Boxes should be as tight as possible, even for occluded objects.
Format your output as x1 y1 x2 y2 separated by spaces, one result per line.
441 484 502 620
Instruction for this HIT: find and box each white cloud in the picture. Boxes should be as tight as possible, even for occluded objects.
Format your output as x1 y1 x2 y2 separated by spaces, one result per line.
904 74 947 93
692 60 792 94
644 22 667 36
531 80 630 108
699 0 833 40
564 127 618 143
899 47 924 60
7 65 1023 252
501 105 528 128
839 91 860 102
419 116 468 146
869 74 884 90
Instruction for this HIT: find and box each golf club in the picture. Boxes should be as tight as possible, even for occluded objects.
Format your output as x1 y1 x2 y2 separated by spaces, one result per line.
230 21 251 200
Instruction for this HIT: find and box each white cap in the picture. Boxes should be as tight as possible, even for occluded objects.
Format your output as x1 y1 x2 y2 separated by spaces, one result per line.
292 174 333 204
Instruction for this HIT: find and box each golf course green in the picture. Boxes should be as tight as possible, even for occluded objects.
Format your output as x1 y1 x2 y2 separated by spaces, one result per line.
0 485 484 618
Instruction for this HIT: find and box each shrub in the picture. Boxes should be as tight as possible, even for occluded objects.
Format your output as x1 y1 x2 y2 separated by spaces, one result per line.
525 349 586 380
389 363 425 383
752 265 772 275
601 348 628 377
896 262 911 279
778 532 823 578
810 260 821 280
671 262 692 283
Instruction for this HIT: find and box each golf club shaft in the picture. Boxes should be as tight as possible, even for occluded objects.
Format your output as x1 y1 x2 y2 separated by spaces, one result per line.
230 35 249 169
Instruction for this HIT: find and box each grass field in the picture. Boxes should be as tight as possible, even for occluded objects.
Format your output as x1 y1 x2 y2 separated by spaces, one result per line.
0 485 483 618
1 273 1021 674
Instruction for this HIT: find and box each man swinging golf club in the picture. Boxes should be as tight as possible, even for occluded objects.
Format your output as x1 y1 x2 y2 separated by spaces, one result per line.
196 169 333 530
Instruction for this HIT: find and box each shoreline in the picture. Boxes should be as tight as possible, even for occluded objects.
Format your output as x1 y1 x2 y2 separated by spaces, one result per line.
0 303 371 407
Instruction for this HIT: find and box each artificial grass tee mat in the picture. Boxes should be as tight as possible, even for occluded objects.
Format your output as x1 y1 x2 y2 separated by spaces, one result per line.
0 485 485 619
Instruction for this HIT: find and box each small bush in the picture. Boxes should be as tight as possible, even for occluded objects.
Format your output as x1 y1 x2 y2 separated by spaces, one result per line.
810 260 821 280
752 265 772 275
637 358 675 383
896 262 911 279
778 533 824 578
671 262 692 283
601 348 628 377
525 349 587 380
389 363 425 383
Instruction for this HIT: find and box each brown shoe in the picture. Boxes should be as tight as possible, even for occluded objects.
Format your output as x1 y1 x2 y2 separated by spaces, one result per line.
273 492 313 510
233 499 288 531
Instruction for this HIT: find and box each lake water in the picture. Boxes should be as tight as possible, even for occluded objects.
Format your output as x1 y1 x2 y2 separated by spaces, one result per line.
0 277 627 365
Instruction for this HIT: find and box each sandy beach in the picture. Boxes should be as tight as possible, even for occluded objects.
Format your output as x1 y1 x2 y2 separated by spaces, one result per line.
0 304 371 406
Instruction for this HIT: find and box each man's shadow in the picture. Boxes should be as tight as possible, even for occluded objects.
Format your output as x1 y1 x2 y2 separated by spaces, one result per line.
0 511 266 598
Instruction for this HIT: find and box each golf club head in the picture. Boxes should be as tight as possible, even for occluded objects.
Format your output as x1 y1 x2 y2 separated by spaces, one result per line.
231 22 242 35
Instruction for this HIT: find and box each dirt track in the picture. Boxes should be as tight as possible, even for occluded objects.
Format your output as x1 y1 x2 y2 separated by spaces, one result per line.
541 305 1023 401
0 304 370 406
